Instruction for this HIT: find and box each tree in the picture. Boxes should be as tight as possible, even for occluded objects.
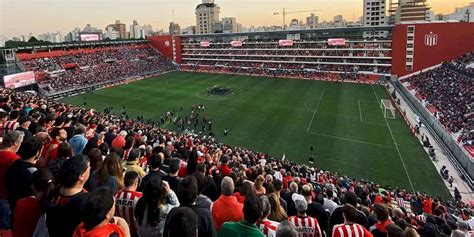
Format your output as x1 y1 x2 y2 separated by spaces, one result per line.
28 36 39 43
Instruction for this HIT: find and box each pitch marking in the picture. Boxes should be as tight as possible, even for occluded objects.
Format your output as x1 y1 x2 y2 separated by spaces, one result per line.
306 90 326 132
371 85 415 192
308 131 397 149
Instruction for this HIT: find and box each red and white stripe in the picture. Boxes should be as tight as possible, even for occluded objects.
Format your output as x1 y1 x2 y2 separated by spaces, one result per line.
289 216 322 237
114 190 143 230
332 224 372 237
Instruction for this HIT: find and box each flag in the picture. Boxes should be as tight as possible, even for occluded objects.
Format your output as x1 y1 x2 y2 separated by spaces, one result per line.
282 153 286 161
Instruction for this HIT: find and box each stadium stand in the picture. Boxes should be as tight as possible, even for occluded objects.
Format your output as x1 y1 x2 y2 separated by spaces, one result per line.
0 82 473 236
180 40 392 81
402 52 474 157
19 44 177 93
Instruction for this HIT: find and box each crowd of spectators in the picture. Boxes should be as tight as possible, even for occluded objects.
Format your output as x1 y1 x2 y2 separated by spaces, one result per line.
21 45 177 92
0 85 473 237
407 53 474 146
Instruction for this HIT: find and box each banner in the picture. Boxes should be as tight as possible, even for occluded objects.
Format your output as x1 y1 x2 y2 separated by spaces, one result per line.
230 40 242 47
3 71 36 89
200 41 210 47
279 39 294 47
328 38 346 46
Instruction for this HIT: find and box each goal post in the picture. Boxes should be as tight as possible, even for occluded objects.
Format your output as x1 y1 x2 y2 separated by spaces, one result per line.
380 99 396 119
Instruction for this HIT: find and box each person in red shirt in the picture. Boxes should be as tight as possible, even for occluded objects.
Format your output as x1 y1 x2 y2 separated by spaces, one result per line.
12 169 54 237
218 155 232 177
0 130 24 200
38 128 67 168
212 176 243 231
111 130 128 150
73 188 129 237
332 204 373 237
422 197 433 215
115 171 143 237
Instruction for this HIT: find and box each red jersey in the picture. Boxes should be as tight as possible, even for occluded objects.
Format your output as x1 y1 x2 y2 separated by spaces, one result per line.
258 219 279 237
332 224 373 237
423 199 432 214
0 150 20 199
114 190 142 235
73 222 125 237
12 196 41 237
289 215 322 237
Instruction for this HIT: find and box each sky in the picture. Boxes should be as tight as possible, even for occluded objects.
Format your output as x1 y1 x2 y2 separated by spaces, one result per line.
0 0 471 38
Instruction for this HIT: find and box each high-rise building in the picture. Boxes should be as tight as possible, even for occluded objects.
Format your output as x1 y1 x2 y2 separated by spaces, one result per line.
388 0 431 24
363 0 387 26
38 31 62 43
129 20 144 39
107 20 127 39
65 27 81 42
195 0 221 34
221 17 239 33
169 22 181 35
288 19 301 29
104 26 119 40
83 24 101 33
306 13 319 29
142 24 153 37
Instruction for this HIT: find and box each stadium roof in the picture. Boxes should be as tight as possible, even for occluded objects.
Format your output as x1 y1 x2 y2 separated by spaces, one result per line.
180 25 394 38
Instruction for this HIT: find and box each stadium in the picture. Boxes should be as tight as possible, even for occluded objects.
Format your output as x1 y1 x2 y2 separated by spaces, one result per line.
0 19 473 237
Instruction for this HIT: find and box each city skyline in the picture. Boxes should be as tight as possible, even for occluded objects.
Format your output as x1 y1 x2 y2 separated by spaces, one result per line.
1 0 472 38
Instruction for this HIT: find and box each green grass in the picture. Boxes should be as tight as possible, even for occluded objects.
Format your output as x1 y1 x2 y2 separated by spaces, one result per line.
61 71 450 199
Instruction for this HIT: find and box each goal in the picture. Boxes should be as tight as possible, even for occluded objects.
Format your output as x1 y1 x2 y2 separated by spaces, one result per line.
380 99 396 119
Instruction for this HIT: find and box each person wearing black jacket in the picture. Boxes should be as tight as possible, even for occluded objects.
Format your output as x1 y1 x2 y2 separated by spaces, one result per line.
138 153 166 192
165 175 216 237
5 138 42 211
15 116 33 142
302 184 329 236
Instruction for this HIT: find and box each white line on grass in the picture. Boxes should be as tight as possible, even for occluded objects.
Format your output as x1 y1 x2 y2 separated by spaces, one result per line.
308 131 397 149
358 100 363 123
371 85 415 192
306 90 326 132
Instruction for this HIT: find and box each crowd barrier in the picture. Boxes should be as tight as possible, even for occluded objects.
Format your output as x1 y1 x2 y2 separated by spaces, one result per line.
392 80 474 190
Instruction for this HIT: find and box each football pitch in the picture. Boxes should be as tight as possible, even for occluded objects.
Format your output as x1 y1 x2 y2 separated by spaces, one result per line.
61 71 450 199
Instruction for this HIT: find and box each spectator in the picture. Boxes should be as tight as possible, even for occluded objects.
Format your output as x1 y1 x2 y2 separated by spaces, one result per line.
212 176 244 231
218 194 265 237
89 152 125 193
112 130 128 150
139 153 165 191
289 193 322 237
44 155 90 237
135 176 179 236
332 204 372 237
124 148 146 178
73 188 130 237
329 191 368 234
258 195 280 237
39 128 68 168
172 175 216 237
268 192 288 222
369 204 394 237
115 171 143 237
15 116 33 141
255 175 267 196
162 157 183 193
5 138 42 211
276 220 299 237
163 206 198 237
12 169 54 237
302 184 329 235
69 124 88 155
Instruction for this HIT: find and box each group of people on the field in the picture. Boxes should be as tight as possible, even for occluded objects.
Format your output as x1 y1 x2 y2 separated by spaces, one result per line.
407 52 474 146
21 46 177 91
0 88 473 237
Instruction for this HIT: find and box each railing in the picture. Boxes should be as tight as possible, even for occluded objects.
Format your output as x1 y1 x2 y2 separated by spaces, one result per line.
392 79 474 190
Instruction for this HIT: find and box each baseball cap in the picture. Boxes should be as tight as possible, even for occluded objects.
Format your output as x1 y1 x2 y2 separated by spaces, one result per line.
292 193 308 212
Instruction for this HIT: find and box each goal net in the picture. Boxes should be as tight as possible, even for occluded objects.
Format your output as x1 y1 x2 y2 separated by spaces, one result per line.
380 99 396 119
